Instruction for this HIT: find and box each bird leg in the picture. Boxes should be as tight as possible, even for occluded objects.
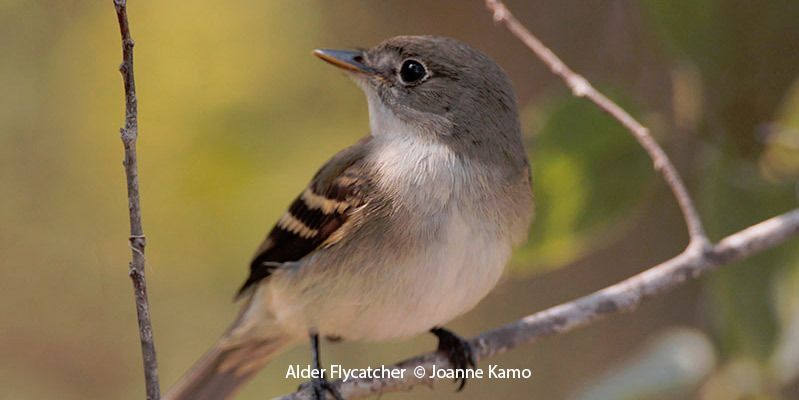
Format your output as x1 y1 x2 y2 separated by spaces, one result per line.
300 333 344 400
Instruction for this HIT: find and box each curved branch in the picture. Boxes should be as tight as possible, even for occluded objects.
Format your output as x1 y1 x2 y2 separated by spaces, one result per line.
277 208 799 399
113 1 161 399
485 0 709 249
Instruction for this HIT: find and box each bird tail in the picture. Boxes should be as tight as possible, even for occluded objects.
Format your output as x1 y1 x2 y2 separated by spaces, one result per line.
164 305 293 400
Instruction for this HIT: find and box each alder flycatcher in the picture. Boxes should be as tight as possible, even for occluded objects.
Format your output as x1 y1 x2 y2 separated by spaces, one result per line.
166 35 533 400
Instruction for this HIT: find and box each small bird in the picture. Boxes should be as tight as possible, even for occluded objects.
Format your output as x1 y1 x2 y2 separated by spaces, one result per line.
165 35 533 400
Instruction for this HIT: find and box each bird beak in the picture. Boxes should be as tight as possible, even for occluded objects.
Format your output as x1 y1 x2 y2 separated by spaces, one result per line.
313 49 375 75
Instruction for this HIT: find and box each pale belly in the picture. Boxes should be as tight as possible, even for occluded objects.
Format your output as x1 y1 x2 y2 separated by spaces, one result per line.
336 228 511 342
262 209 512 342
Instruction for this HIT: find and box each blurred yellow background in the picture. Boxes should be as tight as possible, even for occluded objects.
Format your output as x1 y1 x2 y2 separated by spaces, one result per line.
1 1 799 399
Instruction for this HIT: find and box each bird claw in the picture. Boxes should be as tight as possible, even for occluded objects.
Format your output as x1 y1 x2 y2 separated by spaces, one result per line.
431 327 476 391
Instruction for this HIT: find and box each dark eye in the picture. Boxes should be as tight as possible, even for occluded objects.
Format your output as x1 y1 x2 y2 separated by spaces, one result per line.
399 59 427 84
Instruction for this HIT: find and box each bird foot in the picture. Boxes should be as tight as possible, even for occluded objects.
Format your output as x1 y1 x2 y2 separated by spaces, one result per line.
431 327 476 391
299 376 344 400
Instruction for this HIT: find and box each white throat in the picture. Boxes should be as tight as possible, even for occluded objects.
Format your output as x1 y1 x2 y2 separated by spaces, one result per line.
366 120 462 214
364 89 410 139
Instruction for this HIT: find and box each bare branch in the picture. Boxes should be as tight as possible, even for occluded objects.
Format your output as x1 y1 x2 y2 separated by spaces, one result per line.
113 1 161 399
485 0 710 249
277 208 799 400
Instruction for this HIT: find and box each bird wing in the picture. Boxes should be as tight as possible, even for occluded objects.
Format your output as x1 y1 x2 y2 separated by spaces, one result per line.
236 137 373 297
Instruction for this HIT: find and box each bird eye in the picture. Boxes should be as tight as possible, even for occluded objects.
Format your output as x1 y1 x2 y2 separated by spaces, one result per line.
398 59 427 84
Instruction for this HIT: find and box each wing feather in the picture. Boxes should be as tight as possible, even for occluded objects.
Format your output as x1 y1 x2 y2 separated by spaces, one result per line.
236 138 372 297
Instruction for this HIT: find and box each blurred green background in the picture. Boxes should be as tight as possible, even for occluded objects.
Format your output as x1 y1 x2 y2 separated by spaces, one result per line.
1 1 799 399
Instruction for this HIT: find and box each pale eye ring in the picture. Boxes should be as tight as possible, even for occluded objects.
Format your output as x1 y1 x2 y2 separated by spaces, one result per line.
398 59 427 84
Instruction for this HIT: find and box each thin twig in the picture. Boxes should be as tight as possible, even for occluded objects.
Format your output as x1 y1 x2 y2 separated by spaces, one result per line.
113 1 161 399
277 208 799 399
485 0 710 250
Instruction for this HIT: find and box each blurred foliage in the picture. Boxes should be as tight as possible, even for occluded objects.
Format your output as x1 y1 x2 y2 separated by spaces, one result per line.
573 328 717 400
771 258 799 386
1 1 798 400
762 79 799 183
513 94 652 271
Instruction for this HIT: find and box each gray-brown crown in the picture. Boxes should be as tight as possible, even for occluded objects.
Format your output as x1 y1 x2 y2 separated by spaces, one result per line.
364 36 523 164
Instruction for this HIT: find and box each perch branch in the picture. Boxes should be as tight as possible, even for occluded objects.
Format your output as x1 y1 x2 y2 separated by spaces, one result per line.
113 1 161 399
485 0 709 249
278 208 799 399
